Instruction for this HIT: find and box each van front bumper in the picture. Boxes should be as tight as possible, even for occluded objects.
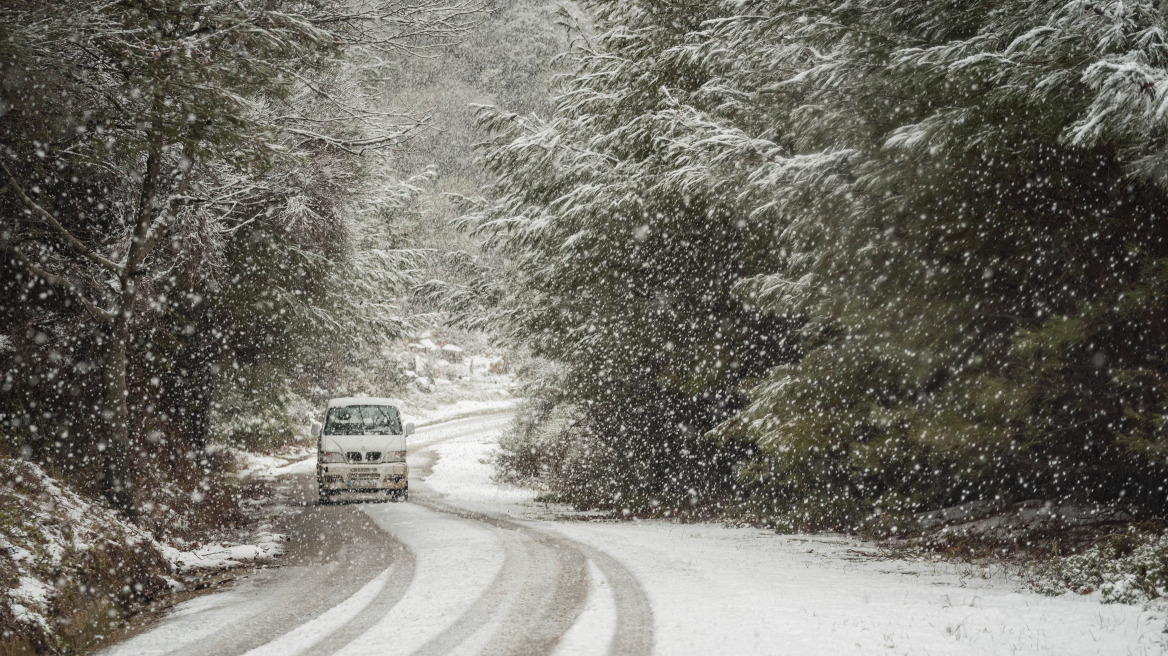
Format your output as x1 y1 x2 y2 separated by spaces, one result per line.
317 462 408 491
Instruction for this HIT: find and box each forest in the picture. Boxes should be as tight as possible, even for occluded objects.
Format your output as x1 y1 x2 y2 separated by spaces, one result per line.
0 0 481 519
2 0 1168 651
479 0 1168 536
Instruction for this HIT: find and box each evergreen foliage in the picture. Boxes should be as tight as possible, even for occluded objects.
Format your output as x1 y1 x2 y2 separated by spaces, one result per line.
478 0 1168 527
723 0 1168 531
0 0 477 515
472 0 799 511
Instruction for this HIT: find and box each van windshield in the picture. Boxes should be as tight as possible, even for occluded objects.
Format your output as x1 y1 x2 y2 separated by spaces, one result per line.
324 405 402 435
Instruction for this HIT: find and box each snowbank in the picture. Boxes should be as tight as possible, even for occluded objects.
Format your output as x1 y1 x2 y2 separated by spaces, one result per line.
231 445 315 481
157 532 288 572
0 457 286 650
424 428 537 508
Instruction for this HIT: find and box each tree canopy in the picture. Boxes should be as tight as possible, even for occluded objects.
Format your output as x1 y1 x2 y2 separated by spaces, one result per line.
478 0 1168 529
0 0 479 515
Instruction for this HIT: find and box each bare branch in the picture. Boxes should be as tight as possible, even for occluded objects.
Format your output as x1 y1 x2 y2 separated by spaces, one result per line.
0 160 123 275
0 234 114 323
138 157 197 257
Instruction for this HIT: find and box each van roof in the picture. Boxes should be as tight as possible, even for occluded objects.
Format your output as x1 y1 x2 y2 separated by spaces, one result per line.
327 396 403 409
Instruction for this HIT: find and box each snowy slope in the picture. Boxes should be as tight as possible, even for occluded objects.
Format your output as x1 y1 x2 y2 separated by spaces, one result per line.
426 421 1168 655
0 457 286 649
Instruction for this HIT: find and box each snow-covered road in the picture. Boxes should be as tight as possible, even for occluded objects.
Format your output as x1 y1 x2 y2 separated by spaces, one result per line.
103 413 1168 656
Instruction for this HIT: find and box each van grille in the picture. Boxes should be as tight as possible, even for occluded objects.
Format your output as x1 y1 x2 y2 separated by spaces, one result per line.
346 452 362 463
366 452 382 462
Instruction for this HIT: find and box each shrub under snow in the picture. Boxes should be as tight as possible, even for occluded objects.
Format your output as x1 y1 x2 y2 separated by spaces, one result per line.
1035 532 1168 605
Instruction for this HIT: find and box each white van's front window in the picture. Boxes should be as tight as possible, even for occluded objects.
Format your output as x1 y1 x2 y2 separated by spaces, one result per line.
324 405 402 435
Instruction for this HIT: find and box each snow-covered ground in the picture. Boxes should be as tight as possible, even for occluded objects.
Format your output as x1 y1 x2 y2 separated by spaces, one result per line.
161 533 288 572
0 459 288 646
100 410 1168 656
425 420 1168 655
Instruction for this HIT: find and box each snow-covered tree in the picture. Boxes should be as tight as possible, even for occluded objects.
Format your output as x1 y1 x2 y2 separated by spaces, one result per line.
702 0 1168 530
477 0 1168 528
472 0 798 511
0 0 480 515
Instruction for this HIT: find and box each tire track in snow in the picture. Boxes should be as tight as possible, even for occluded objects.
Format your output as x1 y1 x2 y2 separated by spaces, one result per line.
295 545 417 656
242 564 397 656
99 502 405 656
390 417 652 656
405 520 536 656
406 498 591 656
326 502 507 656
101 412 652 656
413 498 652 656
572 541 652 656
551 562 615 656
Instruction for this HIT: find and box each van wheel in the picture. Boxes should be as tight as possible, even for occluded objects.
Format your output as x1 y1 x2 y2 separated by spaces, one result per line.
399 485 408 502
317 482 331 505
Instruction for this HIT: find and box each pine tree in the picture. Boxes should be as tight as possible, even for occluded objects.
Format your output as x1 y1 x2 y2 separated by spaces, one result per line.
711 0 1168 530
0 0 479 515
472 0 798 511
477 0 1168 527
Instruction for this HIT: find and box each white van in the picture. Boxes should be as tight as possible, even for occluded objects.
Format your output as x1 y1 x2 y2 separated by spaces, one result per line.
315 397 415 503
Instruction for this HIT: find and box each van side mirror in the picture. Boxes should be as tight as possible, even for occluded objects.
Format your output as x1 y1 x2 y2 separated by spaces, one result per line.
310 420 323 438
403 422 415 436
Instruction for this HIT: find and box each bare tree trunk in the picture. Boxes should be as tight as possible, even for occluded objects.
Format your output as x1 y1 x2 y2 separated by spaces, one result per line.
98 126 162 518
101 312 135 517
188 365 212 454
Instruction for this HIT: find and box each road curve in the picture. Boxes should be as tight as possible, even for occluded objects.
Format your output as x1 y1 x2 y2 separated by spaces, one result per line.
101 413 653 656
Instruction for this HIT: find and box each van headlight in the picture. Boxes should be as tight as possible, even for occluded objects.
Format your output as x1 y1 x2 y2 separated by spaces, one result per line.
319 451 345 463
